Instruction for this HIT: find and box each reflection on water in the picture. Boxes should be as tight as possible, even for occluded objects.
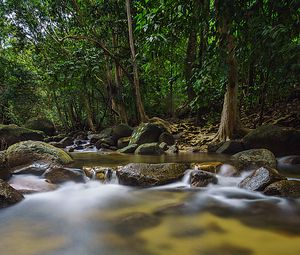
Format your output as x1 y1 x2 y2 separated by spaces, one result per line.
0 153 300 255
70 151 232 168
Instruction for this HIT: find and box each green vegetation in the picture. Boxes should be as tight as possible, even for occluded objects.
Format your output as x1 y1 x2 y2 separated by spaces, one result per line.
0 0 299 140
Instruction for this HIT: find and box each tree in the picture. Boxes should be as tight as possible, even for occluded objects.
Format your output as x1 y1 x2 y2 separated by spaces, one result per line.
125 0 148 122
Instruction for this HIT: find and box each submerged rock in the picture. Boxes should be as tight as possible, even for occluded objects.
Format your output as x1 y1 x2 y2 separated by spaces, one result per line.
43 167 86 184
238 166 286 191
117 163 189 187
233 149 276 171
263 180 300 198
0 124 44 150
243 125 300 156
0 179 24 208
190 170 218 187
25 117 56 136
5 141 73 169
135 143 164 155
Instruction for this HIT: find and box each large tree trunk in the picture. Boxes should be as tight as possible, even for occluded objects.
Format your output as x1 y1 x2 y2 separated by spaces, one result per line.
215 1 242 141
185 30 197 101
125 0 148 123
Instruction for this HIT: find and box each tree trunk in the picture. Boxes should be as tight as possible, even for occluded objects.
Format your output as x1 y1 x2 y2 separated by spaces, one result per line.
185 30 197 101
125 0 148 123
215 1 242 141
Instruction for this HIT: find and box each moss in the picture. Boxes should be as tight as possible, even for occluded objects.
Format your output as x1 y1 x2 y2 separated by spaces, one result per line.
6 141 73 168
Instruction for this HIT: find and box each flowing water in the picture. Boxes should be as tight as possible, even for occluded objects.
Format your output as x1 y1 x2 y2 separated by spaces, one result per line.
0 152 300 255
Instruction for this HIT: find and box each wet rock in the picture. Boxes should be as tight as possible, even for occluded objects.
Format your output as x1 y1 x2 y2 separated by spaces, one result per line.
129 122 168 145
263 180 300 198
277 155 300 175
44 134 66 143
49 137 73 148
112 124 133 139
0 124 44 150
5 141 73 169
0 179 24 208
191 162 222 174
135 143 164 155
10 162 50 175
238 166 286 191
159 132 175 146
95 137 116 149
25 117 56 136
233 149 276 171
118 144 138 154
216 140 244 154
113 212 160 235
83 166 113 181
117 136 131 149
43 166 86 184
166 144 179 154
117 163 189 187
0 151 11 180
190 170 218 187
243 125 300 156
159 142 169 151
8 175 57 194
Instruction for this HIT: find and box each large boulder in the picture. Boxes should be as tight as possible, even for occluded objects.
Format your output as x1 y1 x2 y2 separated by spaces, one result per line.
159 132 175 146
117 163 189 187
43 167 86 184
129 123 168 145
0 124 44 150
190 170 218 187
263 180 300 198
25 118 56 136
135 143 164 155
232 149 276 171
243 125 300 156
5 141 73 169
238 166 286 192
118 144 138 154
0 179 24 208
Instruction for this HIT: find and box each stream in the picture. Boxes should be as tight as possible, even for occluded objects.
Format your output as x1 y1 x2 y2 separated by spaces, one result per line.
0 152 300 255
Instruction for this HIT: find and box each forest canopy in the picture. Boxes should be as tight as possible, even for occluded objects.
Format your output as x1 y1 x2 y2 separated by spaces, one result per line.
0 0 299 140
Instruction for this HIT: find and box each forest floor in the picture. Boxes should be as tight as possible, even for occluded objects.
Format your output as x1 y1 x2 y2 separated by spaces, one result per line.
171 98 300 151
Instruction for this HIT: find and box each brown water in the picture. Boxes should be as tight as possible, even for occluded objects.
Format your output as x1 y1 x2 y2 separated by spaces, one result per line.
0 152 300 255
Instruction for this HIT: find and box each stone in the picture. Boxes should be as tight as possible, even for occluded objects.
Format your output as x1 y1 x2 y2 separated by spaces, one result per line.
129 122 168 145
135 143 164 155
44 134 66 143
83 166 113 182
95 137 116 149
49 137 73 148
233 149 276 171
159 142 169 151
159 132 175 146
43 167 86 184
5 141 73 169
166 145 179 154
25 117 56 136
118 144 138 154
191 162 223 174
190 170 218 187
238 166 286 191
263 180 300 198
0 179 24 208
117 136 131 149
216 140 244 154
112 124 133 139
243 125 300 156
0 124 44 150
10 162 50 176
117 163 190 187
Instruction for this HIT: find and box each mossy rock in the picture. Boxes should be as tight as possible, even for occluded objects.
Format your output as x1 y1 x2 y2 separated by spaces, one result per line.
263 180 300 198
0 124 44 150
135 143 164 155
117 163 189 187
5 141 73 169
25 118 56 136
243 125 300 156
0 179 24 208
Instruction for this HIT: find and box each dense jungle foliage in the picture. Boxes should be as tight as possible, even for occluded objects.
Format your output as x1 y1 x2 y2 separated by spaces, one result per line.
0 0 299 137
